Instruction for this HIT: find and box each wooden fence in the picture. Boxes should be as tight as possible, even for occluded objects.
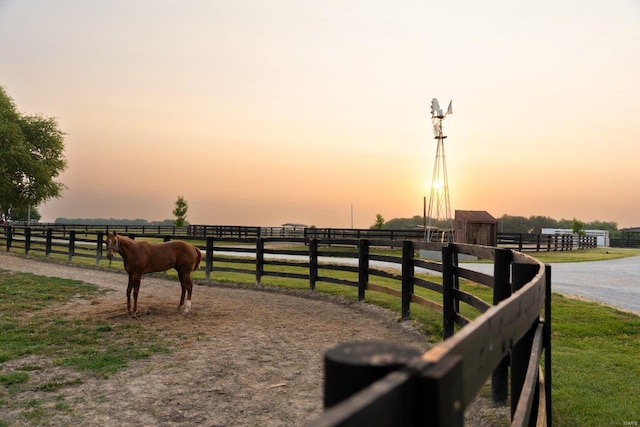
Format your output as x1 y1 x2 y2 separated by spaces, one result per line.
21 223 595 252
1 225 551 426
498 232 596 251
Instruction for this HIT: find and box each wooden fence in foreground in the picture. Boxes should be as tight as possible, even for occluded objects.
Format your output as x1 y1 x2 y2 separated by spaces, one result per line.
1 225 551 426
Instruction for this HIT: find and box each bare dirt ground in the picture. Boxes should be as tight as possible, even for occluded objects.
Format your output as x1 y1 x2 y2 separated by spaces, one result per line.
0 253 507 426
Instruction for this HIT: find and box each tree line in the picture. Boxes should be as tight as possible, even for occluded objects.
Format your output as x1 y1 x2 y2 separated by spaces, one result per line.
495 215 619 236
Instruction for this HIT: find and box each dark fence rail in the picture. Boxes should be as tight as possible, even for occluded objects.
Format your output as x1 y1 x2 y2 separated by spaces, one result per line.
497 232 597 251
304 228 427 241
4 223 191 237
18 223 597 252
610 238 640 248
1 225 551 426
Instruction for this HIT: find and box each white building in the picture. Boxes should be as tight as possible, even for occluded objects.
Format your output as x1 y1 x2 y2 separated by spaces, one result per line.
541 228 610 247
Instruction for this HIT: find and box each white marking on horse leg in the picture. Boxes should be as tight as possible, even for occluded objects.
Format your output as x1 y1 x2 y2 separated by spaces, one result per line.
184 300 191 313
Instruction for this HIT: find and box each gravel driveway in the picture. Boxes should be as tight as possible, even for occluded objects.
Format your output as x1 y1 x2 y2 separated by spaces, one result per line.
466 256 640 314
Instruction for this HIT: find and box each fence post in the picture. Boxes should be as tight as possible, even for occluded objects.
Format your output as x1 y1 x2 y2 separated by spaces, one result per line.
96 232 104 265
255 237 264 285
543 264 553 427
358 239 369 302
442 244 455 339
205 237 213 281
309 238 318 291
511 262 541 420
401 240 414 320
45 228 53 258
68 230 76 262
492 248 512 404
24 227 31 254
323 341 421 409
418 354 465 426
5 225 13 252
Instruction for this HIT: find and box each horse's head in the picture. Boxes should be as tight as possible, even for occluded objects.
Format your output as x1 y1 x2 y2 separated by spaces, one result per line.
105 231 120 260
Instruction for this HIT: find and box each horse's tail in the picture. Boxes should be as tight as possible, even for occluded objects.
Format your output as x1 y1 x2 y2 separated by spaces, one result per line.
192 245 202 271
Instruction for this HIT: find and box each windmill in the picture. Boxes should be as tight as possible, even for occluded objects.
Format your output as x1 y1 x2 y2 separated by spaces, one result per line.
425 98 454 242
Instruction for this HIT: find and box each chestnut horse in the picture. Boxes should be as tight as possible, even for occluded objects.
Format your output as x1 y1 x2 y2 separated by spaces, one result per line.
105 231 202 318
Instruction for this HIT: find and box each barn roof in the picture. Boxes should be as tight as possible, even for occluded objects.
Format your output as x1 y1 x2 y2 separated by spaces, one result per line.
454 210 497 224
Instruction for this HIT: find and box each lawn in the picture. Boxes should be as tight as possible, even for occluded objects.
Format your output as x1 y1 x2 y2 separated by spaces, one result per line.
522 246 640 263
0 270 173 426
0 271 171 374
551 294 640 426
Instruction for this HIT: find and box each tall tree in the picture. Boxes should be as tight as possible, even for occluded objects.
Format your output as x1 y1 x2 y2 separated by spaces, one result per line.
173 196 188 226
0 86 66 221
371 213 385 230
571 218 586 236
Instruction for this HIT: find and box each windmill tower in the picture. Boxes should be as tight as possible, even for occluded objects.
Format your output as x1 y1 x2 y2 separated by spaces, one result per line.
425 98 454 242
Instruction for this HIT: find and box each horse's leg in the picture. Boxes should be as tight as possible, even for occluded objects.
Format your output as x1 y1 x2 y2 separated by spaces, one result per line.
177 270 193 314
131 273 142 318
177 271 186 310
126 275 134 316
183 272 193 314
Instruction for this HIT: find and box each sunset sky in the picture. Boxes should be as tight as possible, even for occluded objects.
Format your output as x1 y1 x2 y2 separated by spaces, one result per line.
1 1 639 228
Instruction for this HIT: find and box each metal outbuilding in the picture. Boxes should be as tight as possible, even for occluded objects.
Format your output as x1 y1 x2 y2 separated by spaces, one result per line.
454 210 498 246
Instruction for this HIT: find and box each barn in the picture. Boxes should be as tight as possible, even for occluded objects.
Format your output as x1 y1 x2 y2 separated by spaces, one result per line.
454 210 498 246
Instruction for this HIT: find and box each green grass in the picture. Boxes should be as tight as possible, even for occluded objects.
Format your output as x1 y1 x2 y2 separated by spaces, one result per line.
551 294 640 426
518 247 640 263
0 372 29 387
0 269 174 425
0 270 171 377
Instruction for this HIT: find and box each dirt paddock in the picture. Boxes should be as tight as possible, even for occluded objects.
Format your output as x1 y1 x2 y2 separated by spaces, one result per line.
0 254 505 426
